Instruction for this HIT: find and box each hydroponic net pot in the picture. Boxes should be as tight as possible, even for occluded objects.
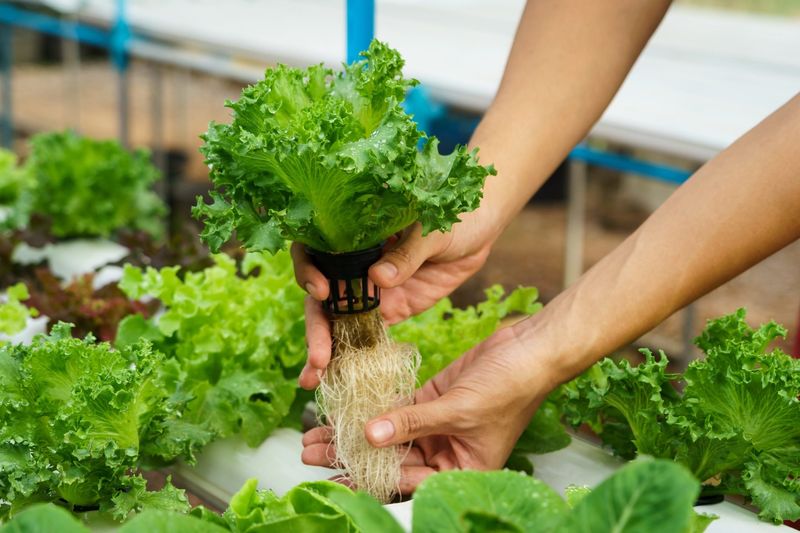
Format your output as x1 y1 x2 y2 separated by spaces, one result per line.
306 244 382 314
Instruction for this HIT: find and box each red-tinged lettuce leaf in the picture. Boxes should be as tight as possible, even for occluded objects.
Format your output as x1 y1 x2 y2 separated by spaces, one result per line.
23 268 157 342
194 40 494 254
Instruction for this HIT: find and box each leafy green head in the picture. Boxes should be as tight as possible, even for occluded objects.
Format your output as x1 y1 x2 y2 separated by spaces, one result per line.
195 40 495 254
0 323 190 518
26 131 166 239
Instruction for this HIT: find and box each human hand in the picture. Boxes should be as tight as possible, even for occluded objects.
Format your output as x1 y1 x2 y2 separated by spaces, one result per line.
293 221 492 389
300 323 555 494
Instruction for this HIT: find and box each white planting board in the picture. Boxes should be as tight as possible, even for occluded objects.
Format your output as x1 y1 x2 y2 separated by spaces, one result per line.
11 239 129 282
175 429 791 531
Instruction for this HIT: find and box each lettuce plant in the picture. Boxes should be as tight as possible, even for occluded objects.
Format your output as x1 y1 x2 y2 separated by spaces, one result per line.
194 39 495 503
194 40 494 254
0 324 194 520
117 251 306 447
562 309 800 523
24 131 165 238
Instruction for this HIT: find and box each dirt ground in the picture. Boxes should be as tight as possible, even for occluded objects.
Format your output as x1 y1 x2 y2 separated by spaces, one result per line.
8 60 800 363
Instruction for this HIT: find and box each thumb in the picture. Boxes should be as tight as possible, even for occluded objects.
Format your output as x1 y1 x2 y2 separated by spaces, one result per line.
365 396 462 447
370 226 444 288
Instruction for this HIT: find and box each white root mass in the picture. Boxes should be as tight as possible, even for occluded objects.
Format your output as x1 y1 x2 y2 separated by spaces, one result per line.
317 309 420 503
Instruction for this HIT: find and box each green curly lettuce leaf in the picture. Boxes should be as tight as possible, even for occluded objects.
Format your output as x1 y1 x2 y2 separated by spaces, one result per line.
194 40 494 254
25 131 165 238
117 251 306 447
0 323 191 520
562 309 800 523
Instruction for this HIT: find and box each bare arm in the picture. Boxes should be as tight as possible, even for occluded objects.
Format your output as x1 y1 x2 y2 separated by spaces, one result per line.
461 0 672 246
296 0 672 387
518 93 800 387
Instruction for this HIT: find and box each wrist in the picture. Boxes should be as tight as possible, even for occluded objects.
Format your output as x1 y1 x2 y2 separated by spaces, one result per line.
479 323 559 409
509 304 592 393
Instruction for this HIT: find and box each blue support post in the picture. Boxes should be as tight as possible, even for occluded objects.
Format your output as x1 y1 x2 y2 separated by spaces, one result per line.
0 23 12 149
346 0 374 63
112 0 130 146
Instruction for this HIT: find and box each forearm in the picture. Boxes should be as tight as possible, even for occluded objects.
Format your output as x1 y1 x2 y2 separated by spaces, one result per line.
463 0 671 245
518 93 800 389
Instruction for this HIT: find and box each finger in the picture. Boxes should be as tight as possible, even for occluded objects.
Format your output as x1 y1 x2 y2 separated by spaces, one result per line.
302 426 333 446
291 242 329 300
369 225 442 289
298 364 321 390
301 443 337 467
304 295 332 373
400 445 427 467
365 395 463 448
399 466 438 495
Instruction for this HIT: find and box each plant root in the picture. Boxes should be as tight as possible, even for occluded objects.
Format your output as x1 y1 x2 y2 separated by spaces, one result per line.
317 309 420 503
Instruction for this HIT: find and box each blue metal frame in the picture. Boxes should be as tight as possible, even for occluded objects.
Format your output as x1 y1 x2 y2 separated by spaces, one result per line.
112 0 130 145
569 144 692 184
0 22 12 148
111 0 129 71
0 5 111 47
346 0 374 63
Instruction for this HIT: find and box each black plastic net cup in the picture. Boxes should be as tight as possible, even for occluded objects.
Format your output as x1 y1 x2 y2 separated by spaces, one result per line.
306 245 383 314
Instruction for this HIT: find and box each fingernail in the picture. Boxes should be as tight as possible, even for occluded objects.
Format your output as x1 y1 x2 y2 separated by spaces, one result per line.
375 262 398 280
368 420 395 444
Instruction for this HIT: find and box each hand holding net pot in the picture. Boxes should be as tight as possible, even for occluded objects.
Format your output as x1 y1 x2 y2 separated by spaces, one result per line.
306 244 420 503
193 40 494 502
